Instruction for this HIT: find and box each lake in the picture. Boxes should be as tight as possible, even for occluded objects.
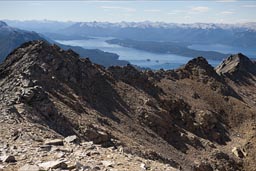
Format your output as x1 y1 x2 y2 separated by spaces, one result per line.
56 37 250 70
189 44 256 59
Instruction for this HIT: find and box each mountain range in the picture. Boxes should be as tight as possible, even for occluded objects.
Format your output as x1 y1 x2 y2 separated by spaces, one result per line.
0 40 255 171
4 19 75 33
57 21 256 48
0 21 128 67
4 20 256 49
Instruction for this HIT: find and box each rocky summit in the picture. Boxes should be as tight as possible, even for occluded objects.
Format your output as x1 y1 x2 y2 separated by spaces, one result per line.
215 53 256 80
0 40 255 171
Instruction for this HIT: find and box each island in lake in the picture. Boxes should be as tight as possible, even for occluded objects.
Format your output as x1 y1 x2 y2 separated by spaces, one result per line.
106 39 230 61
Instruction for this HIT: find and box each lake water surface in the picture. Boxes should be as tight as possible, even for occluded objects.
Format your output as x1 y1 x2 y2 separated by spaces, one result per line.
189 44 256 59
56 37 251 70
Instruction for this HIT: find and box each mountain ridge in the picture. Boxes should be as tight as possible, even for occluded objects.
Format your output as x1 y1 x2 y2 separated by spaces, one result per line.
0 40 255 171
5 20 256 48
216 53 256 75
5 20 256 30
66 21 256 31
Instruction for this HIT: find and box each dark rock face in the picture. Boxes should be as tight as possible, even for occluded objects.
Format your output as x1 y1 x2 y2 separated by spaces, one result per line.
216 53 256 75
175 57 241 99
215 53 256 84
0 41 255 171
176 57 221 80
108 64 162 97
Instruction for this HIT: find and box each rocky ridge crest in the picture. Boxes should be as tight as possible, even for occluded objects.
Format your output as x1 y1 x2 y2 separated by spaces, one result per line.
0 41 255 171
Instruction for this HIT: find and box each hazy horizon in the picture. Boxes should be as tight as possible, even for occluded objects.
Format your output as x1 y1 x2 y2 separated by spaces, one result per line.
1 0 256 24
3 19 256 25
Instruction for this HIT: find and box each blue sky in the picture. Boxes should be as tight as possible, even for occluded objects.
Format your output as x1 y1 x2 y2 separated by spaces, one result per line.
0 0 256 23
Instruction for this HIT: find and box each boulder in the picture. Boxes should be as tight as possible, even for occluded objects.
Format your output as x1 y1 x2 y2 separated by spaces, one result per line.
0 155 16 163
232 147 246 158
84 129 111 144
64 135 78 143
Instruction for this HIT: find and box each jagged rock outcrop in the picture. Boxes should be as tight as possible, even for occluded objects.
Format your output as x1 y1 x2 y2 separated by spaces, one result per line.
216 53 256 75
175 56 241 99
0 41 255 171
215 53 256 84
177 57 220 80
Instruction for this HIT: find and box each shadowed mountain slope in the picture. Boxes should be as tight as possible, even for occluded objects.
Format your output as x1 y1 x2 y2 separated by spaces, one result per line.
0 41 255 171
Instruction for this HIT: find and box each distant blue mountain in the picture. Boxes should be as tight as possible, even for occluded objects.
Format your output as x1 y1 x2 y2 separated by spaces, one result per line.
6 20 256 48
4 19 74 33
0 21 45 62
59 21 256 48
0 21 128 67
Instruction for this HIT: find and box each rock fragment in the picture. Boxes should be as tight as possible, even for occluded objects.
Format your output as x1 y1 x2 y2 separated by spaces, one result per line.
84 128 112 145
38 160 67 170
101 160 114 167
44 139 63 146
232 147 246 158
64 135 78 143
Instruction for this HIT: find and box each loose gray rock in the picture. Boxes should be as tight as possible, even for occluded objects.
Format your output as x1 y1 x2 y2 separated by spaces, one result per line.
64 135 78 143
21 79 34 88
0 164 4 170
38 160 67 170
84 129 111 144
101 160 114 167
39 145 52 152
232 147 246 158
44 139 63 146
18 164 40 171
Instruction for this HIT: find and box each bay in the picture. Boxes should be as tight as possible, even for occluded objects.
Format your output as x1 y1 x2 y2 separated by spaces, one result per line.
57 37 225 70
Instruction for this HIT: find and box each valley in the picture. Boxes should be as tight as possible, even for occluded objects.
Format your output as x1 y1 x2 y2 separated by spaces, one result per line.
0 1 256 169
